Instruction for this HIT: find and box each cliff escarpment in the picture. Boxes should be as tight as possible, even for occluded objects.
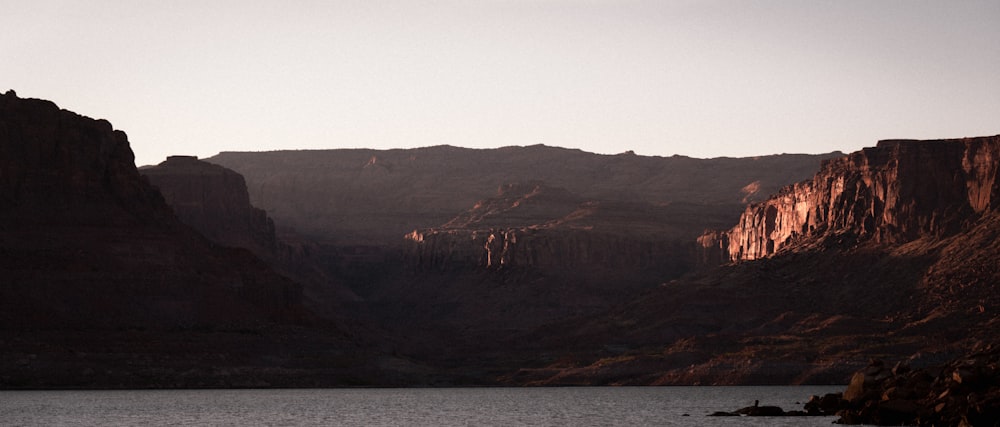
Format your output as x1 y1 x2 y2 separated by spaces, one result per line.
0 91 170 226
702 136 1000 262
0 91 303 329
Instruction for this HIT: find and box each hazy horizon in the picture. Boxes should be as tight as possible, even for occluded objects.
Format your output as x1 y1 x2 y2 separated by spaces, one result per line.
5 0 998 167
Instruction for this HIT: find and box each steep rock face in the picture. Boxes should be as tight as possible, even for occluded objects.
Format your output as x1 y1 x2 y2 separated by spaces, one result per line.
141 156 278 259
0 91 303 329
0 91 169 226
703 136 1000 262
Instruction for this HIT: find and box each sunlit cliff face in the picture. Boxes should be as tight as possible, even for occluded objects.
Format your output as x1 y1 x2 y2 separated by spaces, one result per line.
707 136 1000 262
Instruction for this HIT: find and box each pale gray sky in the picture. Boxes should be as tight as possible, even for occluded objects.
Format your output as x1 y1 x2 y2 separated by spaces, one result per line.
4 0 998 166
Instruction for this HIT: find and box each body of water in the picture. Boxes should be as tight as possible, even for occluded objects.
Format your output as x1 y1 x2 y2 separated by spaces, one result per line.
1 386 845 426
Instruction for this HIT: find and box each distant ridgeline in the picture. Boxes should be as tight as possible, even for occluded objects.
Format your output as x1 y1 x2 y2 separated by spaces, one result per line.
208 145 842 279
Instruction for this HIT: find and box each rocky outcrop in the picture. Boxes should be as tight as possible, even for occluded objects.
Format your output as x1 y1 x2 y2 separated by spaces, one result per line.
832 349 1000 426
702 136 1000 263
695 230 730 267
141 155 279 259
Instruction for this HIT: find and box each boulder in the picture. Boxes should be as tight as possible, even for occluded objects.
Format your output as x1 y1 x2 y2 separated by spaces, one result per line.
833 347 1000 426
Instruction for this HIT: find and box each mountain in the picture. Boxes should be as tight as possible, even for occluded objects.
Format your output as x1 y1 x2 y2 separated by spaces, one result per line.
206 144 842 381
9 90 993 389
0 91 383 388
510 136 1000 386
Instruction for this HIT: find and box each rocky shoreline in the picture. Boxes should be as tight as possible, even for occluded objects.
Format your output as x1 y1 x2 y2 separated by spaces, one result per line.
712 345 1000 426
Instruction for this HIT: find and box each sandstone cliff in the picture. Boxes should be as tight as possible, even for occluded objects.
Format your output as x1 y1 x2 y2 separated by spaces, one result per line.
702 136 1000 263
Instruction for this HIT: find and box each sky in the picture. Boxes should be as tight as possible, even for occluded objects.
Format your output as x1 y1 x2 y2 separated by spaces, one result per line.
3 0 998 167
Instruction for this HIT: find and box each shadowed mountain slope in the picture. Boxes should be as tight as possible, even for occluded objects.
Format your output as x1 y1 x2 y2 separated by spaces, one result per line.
0 91 385 388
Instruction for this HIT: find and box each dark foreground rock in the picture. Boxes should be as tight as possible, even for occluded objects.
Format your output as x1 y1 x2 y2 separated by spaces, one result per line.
831 348 1000 426
709 403 808 417
710 346 1000 425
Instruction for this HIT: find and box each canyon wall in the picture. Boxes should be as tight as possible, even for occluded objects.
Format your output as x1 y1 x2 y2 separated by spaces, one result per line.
702 136 1000 263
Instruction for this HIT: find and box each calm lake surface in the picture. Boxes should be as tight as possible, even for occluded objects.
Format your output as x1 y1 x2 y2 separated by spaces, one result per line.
1 386 846 426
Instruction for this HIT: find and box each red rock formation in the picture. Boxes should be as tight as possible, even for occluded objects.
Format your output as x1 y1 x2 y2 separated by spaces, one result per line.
703 136 1000 262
